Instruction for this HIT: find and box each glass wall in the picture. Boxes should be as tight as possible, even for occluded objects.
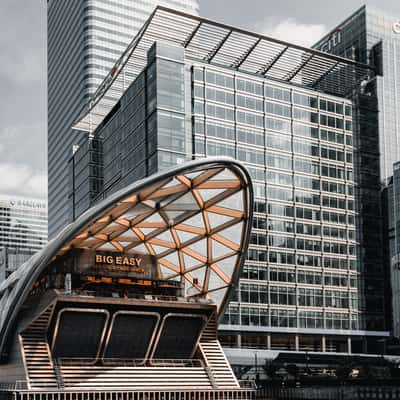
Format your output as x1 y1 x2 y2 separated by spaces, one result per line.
192 64 361 333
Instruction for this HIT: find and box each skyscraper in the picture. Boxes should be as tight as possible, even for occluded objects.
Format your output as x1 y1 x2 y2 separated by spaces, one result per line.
70 7 389 363
47 0 199 238
313 5 400 333
0 195 47 281
313 5 400 184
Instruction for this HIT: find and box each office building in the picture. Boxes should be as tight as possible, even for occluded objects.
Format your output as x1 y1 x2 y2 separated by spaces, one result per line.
69 7 391 363
315 5 400 183
0 158 254 400
385 162 400 337
0 195 47 281
47 0 199 239
313 5 399 334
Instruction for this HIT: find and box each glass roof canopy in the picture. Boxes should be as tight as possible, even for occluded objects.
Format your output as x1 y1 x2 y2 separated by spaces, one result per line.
0 158 253 360
61 161 251 309
73 6 374 133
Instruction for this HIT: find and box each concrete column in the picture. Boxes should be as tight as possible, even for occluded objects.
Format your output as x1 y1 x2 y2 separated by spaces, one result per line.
347 336 352 354
322 335 326 352
237 334 241 348
295 335 299 351
267 333 271 350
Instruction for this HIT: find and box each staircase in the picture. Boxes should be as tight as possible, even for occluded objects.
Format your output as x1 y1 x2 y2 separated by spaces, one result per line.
198 314 239 388
59 365 213 390
20 303 59 390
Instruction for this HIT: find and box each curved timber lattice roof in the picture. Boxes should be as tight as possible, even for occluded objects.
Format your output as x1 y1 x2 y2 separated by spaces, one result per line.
73 6 373 133
0 158 253 361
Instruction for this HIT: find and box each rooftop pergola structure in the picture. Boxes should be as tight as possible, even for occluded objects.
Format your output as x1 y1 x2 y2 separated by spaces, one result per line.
72 6 374 133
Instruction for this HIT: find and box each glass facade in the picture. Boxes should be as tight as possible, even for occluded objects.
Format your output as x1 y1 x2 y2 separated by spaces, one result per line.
386 162 400 337
192 64 360 335
0 195 47 281
47 0 199 238
314 5 400 183
313 5 393 332
67 41 390 355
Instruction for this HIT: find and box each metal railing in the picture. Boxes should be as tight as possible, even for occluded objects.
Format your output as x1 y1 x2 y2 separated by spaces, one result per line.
14 389 255 400
60 290 212 305
56 358 204 367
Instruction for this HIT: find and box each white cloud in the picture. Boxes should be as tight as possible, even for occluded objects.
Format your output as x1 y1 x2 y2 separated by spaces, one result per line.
0 163 47 199
257 18 327 48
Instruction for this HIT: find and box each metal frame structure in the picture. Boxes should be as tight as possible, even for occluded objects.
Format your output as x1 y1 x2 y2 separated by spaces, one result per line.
150 313 208 360
102 311 161 361
72 6 374 133
0 158 253 362
51 308 110 364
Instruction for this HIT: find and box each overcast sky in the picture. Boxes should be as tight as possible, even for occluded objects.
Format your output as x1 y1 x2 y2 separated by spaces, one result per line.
1 0 400 200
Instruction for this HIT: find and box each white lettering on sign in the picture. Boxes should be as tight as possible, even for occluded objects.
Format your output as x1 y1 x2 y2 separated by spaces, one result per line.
393 21 400 34
318 29 342 52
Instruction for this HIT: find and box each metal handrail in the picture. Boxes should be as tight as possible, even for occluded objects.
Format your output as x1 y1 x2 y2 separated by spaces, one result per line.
57 358 204 367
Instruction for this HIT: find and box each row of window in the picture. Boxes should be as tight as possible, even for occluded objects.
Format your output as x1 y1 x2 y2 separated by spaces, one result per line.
200 141 354 177
193 68 352 118
222 306 359 330
251 233 355 254
235 284 357 309
195 100 352 132
264 202 355 222
252 216 355 240
196 118 353 147
248 249 357 270
257 234 354 252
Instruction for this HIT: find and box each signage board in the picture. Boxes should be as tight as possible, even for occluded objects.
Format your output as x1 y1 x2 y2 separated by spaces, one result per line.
72 249 159 280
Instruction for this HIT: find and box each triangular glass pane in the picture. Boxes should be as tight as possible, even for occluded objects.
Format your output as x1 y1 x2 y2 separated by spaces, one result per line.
115 229 139 241
121 203 152 219
198 188 226 202
207 268 226 291
218 191 244 212
159 265 178 280
96 242 117 251
154 230 174 243
163 251 179 267
208 212 234 229
185 171 204 180
151 244 170 255
102 222 125 233
186 266 206 287
182 213 204 229
161 177 179 188
210 168 238 181
187 238 207 257
140 227 158 236
164 210 188 224
214 255 237 278
219 223 243 245
183 253 203 270
118 241 135 248
162 191 199 211
129 243 149 254
175 229 199 244
142 213 165 224
212 239 235 260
